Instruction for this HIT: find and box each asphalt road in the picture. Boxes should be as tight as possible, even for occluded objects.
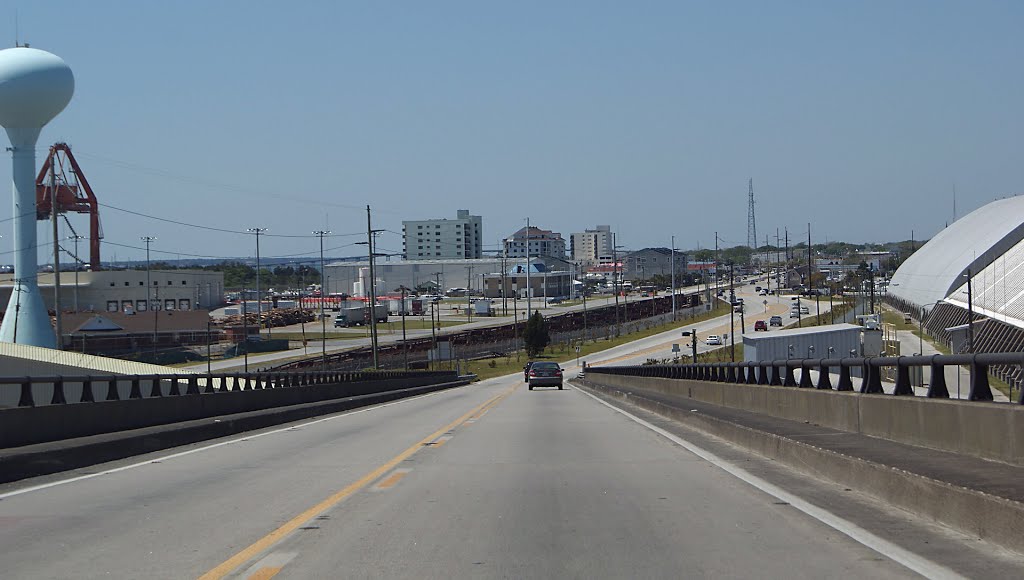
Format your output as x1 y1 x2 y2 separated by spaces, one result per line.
5 320 1019 578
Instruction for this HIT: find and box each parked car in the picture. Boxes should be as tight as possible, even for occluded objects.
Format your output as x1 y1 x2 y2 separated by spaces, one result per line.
754 320 767 331
527 361 563 390
769 315 783 326
705 334 722 345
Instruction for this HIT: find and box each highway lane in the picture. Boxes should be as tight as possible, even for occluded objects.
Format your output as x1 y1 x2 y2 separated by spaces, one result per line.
0 372 922 579
2 328 1016 577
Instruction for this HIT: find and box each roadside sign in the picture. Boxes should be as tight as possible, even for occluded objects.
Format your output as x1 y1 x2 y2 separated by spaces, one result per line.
575 345 581 353
672 343 680 353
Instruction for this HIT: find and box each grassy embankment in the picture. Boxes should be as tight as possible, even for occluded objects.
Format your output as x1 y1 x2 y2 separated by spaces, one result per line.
461 302 732 382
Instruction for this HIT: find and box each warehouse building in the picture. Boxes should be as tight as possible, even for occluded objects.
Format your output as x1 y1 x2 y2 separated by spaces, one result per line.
0 269 224 315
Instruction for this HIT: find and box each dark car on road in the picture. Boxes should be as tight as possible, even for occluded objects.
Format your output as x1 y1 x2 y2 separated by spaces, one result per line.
527 361 564 390
769 315 783 326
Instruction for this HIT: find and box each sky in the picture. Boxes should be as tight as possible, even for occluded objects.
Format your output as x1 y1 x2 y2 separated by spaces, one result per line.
0 1 1021 267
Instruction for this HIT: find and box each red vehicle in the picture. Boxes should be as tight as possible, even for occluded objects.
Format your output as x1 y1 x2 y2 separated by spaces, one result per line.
754 320 768 331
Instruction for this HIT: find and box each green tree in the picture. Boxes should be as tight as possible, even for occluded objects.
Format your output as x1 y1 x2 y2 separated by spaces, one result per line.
522 311 550 357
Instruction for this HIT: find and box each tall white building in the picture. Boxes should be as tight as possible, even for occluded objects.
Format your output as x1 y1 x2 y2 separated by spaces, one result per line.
571 225 614 268
503 225 566 258
402 209 483 260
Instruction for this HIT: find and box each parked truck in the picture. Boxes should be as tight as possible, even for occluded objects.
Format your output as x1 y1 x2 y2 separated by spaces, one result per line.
334 304 388 327
473 299 493 317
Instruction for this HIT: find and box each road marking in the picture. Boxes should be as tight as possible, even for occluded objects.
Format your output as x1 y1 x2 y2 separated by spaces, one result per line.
0 387 459 501
373 469 410 490
245 567 281 580
573 386 966 580
240 551 295 580
198 385 515 580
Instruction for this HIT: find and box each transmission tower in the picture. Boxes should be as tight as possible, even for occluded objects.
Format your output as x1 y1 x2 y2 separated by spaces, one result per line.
746 178 757 249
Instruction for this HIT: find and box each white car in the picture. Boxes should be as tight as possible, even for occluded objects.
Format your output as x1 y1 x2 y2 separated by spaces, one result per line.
705 334 722 345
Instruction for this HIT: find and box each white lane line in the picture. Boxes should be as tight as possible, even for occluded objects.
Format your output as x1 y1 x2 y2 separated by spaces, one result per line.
0 387 471 500
573 386 965 580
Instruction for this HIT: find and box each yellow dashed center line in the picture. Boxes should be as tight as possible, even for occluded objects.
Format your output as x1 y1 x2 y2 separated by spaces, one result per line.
197 384 515 580
374 470 408 490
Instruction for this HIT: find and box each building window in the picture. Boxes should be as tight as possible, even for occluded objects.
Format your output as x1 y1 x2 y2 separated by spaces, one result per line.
138 281 144 286
107 301 118 312
182 280 187 285
110 282 115 287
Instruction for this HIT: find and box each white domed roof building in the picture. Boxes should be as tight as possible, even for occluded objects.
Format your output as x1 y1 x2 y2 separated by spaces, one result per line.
887 196 1024 375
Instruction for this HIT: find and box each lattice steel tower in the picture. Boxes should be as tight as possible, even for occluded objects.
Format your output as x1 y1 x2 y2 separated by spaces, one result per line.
746 178 757 249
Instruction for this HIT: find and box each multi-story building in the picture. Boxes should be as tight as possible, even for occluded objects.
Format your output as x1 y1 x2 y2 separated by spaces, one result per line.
402 209 483 260
622 248 688 281
503 226 566 259
570 225 614 268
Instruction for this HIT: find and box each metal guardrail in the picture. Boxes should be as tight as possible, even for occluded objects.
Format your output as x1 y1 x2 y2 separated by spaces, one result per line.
2 370 458 408
586 353 1024 404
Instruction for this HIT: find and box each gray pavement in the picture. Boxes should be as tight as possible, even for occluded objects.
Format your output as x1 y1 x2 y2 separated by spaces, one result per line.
1 316 1019 578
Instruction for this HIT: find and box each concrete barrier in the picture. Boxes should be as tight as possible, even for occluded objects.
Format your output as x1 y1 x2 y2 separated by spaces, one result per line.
584 373 1024 466
0 373 459 448
0 378 470 484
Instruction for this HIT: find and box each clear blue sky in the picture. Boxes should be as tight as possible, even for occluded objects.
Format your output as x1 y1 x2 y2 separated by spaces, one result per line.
1 1 1021 265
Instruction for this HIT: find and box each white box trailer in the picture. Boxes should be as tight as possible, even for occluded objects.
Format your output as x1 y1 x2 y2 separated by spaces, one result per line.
473 299 493 316
743 323 862 362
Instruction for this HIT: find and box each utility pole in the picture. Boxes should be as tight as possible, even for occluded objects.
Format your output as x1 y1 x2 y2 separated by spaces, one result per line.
869 265 876 314
365 205 382 370
467 266 473 323
70 234 84 312
670 235 676 321
809 223 819 322
729 262 735 362
247 227 267 338
765 234 771 295
400 285 409 369
141 236 156 361
747 178 757 249
966 268 974 353
50 149 61 349
525 217 532 318
501 246 508 315
714 231 719 294
314 230 330 371
613 231 620 332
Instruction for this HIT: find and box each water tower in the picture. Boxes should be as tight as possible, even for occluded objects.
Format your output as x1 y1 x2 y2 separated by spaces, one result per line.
0 47 74 347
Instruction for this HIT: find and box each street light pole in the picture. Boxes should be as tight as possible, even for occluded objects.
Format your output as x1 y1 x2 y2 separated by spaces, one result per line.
314 230 330 371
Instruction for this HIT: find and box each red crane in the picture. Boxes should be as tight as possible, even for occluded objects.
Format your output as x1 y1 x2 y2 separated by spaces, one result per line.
35 143 103 270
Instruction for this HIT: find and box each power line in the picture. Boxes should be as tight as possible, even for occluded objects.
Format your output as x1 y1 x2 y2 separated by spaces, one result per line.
97 202 363 239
